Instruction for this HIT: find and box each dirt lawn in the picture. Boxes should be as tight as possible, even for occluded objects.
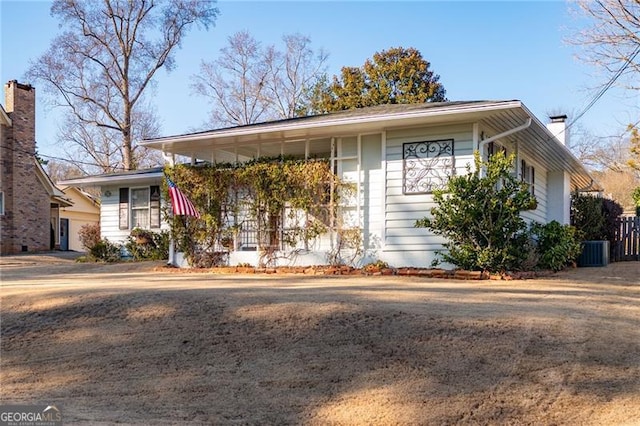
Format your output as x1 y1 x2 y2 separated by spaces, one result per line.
1 256 639 425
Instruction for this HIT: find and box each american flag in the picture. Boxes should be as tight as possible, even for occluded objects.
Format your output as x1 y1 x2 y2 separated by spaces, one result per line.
166 176 200 218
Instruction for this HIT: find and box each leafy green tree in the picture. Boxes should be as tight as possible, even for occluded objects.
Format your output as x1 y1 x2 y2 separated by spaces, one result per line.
313 47 446 113
415 151 536 273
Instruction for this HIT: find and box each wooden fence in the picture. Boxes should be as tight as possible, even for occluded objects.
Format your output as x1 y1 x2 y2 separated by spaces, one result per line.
612 216 640 262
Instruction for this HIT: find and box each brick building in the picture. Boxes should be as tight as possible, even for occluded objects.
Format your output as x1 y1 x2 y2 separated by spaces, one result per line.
0 80 71 254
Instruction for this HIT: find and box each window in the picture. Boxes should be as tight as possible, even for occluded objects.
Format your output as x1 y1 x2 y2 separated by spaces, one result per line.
403 139 455 194
0 191 4 215
131 187 150 228
521 159 535 196
119 186 161 230
150 186 161 228
119 188 129 229
487 142 506 160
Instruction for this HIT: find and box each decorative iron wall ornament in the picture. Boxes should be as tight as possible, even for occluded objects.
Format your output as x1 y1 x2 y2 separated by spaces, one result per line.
403 139 455 194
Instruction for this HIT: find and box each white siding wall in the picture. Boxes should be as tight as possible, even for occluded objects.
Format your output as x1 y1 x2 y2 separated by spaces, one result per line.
546 171 571 224
100 184 169 245
520 156 548 224
100 187 124 243
383 124 474 267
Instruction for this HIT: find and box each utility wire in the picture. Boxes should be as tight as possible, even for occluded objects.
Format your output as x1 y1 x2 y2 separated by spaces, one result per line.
0 142 126 170
565 44 640 134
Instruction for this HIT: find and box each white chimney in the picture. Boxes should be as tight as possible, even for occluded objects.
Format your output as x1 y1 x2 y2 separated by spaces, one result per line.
546 114 568 146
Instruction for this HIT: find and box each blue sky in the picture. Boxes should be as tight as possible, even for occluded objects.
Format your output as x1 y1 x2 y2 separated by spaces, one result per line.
1 0 638 160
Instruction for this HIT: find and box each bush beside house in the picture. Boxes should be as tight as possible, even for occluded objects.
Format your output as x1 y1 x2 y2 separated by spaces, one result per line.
78 223 168 262
570 193 623 266
416 152 583 274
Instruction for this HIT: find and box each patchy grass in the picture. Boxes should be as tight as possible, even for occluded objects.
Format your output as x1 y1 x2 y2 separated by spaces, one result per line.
1 261 639 424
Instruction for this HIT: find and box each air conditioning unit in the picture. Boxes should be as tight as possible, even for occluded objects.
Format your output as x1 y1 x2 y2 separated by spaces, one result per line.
577 240 610 267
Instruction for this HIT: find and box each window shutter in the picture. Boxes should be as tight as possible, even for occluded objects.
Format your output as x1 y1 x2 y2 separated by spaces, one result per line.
530 166 535 195
119 188 129 230
150 185 161 228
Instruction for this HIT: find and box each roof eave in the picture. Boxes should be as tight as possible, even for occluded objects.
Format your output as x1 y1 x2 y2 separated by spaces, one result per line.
517 103 602 192
58 171 164 187
34 159 73 202
141 101 523 148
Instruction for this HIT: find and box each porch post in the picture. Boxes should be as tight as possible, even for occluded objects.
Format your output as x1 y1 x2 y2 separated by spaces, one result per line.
168 226 175 266
164 151 177 266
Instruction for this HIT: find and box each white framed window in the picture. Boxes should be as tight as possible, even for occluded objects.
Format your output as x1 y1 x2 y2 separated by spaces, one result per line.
119 186 161 230
131 187 150 228
0 191 4 215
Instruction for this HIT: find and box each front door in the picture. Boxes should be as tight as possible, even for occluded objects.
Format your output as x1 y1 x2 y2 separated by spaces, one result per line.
60 219 69 251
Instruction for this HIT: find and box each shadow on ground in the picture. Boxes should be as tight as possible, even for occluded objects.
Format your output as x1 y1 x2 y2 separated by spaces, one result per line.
1 262 639 424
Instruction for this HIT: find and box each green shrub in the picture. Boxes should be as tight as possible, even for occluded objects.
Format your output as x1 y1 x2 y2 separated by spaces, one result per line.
571 194 603 240
125 229 169 261
531 221 582 271
416 151 536 273
89 239 121 262
78 223 121 262
571 193 623 245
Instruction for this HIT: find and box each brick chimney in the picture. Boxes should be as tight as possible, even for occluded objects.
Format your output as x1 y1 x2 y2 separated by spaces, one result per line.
4 80 36 155
1 80 51 254
546 114 568 146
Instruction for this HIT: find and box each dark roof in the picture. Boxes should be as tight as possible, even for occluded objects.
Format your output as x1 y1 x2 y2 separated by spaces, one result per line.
61 166 164 182
144 101 509 142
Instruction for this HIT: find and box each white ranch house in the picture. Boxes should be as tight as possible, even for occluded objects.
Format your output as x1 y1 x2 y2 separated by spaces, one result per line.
60 101 601 268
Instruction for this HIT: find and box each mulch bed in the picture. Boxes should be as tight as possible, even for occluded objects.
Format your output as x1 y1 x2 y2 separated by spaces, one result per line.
157 264 557 280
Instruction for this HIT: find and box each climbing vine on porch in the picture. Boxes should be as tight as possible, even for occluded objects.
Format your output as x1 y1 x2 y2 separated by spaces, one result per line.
163 156 355 267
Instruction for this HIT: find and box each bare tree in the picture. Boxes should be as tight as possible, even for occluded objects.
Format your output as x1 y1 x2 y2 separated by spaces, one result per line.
27 0 218 171
192 31 328 127
46 160 84 183
192 31 273 127
58 117 123 175
569 122 640 210
593 168 639 212
57 102 163 174
263 33 329 118
567 122 630 172
571 0 640 90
